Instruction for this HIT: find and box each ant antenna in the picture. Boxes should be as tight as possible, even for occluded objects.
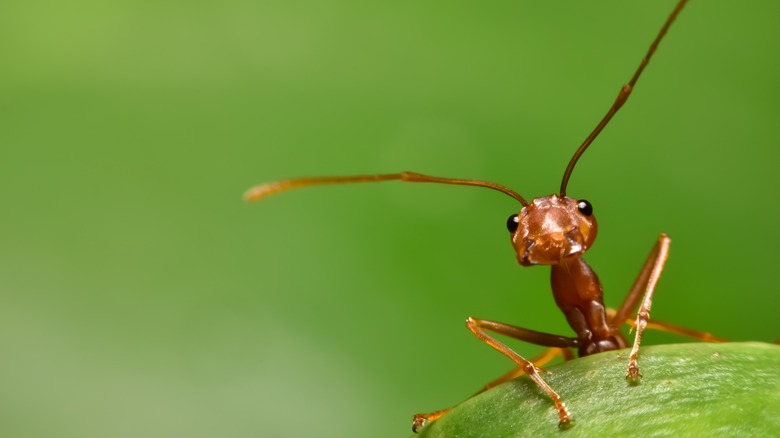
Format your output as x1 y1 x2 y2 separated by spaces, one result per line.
245 171 529 206
559 0 688 196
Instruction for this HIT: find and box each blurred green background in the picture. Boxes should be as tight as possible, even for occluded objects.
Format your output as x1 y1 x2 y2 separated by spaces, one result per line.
1 1 778 437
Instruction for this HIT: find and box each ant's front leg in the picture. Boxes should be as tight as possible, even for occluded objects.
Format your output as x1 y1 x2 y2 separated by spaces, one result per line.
610 233 671 381
466 318 578 426
411 346 572 432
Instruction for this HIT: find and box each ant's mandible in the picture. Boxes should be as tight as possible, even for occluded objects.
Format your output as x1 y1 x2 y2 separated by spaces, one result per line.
245 0 723 431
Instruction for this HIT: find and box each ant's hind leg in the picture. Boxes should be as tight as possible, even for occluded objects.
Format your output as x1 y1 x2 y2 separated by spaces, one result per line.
614 316 727 343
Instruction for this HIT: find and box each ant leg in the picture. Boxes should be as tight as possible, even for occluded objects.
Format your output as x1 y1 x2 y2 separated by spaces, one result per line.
411 348 570 432
613 314 727 342
610 234 671 381
610 234 670 327
466 317 578 426
412 324 579 432
479 347 571 393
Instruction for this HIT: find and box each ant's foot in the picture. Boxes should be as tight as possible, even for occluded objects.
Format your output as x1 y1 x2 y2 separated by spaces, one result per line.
558 416 575 430
556 402 574 429
411 414 427 433
626 363 643 383
411 409 449 433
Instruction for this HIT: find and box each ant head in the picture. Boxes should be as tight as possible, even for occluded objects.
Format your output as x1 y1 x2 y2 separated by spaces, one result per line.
506 195 597 266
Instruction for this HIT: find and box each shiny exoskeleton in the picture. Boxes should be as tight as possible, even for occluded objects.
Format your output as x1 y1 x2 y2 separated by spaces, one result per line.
245 0 721 431
510 195 626 356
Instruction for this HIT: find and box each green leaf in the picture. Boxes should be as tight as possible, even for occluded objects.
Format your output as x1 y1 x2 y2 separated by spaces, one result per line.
413 342 780 437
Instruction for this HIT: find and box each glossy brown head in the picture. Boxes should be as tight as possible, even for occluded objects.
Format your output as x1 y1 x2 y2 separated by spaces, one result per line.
506 195 597 266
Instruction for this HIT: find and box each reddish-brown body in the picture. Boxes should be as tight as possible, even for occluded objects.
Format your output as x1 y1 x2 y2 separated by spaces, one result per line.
510 194 626 357
245 0 719 432
552 258 628 356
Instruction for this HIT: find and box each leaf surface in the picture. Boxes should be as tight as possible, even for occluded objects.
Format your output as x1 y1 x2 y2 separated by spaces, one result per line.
414 342 780 437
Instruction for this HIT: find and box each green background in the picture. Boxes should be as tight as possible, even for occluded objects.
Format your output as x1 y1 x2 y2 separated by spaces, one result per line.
1 1 778 437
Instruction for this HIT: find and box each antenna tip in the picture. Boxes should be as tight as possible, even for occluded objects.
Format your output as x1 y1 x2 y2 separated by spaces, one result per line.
244 183 276 202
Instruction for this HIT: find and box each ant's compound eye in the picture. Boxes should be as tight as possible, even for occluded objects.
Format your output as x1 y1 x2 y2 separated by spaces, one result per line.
506 214 520 233
577 200 593 217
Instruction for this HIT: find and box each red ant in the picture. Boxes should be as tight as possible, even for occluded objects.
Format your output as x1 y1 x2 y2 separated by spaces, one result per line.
245 0 723 430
